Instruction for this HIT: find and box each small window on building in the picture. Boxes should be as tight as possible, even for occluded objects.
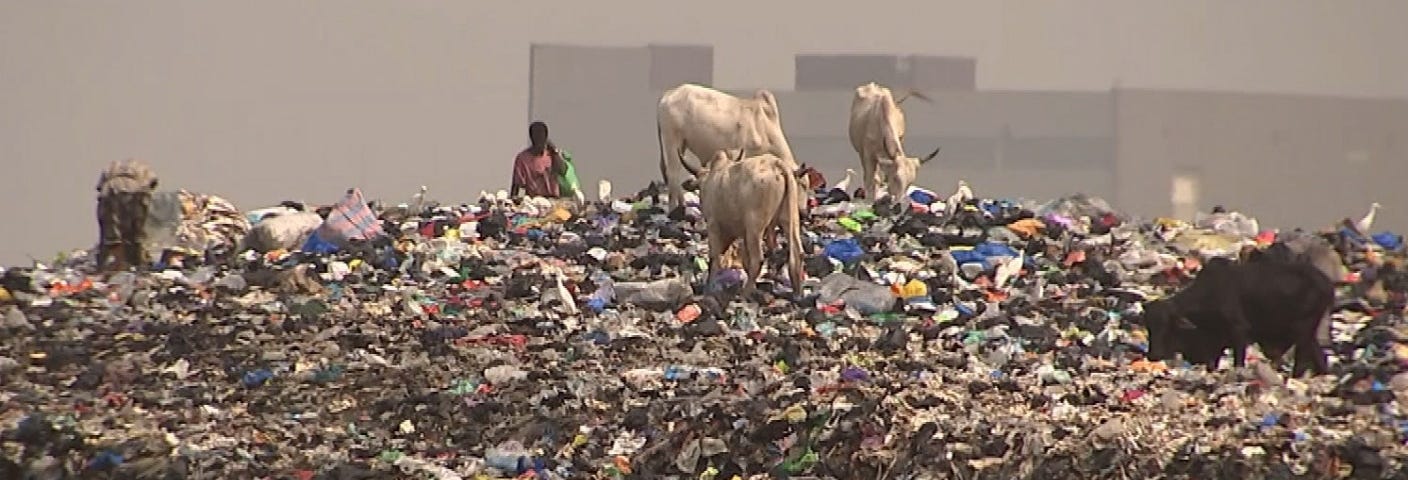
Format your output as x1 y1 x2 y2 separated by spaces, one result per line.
1171 174 1200 222
1345 150 1370 165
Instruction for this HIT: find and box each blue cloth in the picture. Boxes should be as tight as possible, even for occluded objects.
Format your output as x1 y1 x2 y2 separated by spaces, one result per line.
1372 232 1403 251
950 242 1032 269
908 188 937 205
824 238 865 265
1339 227 1369 248
949 249 988 266
300 231 340 254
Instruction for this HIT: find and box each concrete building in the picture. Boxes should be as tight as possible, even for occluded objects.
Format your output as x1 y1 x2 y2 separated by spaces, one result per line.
530 43 1408 233
3 1 1406 264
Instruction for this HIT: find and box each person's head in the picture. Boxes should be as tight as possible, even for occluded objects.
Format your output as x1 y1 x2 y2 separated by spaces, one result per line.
528 121 549 149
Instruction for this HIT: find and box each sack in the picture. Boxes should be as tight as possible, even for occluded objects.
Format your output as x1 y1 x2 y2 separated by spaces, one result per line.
557 150 581 198
245 211 323 252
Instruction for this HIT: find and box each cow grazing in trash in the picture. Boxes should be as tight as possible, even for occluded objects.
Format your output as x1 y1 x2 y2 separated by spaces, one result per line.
698 150 805 297
1142 257 1333 377
848 82 941 202
657 83 799 212
95 159 161 271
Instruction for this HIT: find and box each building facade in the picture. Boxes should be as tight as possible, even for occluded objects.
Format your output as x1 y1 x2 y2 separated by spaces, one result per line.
530 44 1408 232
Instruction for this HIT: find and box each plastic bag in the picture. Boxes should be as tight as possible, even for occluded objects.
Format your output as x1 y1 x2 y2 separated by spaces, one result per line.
816 272 896 314
557 150 582 199
614 278 692 310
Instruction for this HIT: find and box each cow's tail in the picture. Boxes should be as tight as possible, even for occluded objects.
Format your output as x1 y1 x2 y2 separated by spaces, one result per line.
780 162 805 293
657 121 670 184
681 153 702 178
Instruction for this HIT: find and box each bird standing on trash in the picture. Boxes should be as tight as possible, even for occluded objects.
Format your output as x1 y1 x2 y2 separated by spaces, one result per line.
947 180 974 211
94 158 159 271
834 168 856 193
1357 202 1381 234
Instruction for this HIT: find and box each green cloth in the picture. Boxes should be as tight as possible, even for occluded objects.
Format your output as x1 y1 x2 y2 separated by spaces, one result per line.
557 150 581 199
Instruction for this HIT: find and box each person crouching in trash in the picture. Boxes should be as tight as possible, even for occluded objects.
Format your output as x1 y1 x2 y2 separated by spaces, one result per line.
511 121 584 204
95 158 160 271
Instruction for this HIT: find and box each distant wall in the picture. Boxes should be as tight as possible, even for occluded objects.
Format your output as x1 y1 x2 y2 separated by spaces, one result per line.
528 44 716 194
529 43 1408 235
794 54 977 92
529 45 1116 204
1114 90 1408 230
764 90 1116 202
5 1 1407 265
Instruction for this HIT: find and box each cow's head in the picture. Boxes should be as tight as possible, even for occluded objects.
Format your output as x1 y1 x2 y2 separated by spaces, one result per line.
796 162 826 192
878 146 941 202
1140 299 1198 361
790 165 812 213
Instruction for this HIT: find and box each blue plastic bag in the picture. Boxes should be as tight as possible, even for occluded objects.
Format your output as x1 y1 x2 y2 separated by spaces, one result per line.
300 231 340 254
823 238 865 265
1372 232 1403 251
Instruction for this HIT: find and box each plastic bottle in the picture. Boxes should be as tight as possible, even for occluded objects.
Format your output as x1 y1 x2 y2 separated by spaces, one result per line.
614 278 690 308
587 272 615 313
484 440 530 474
106 272 138 308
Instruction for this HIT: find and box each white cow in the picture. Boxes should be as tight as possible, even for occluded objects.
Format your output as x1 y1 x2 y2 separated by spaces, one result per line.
657 83 798 210
848 82 941 201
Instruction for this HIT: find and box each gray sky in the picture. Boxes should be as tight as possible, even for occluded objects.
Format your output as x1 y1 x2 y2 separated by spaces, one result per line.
1 0 1405 264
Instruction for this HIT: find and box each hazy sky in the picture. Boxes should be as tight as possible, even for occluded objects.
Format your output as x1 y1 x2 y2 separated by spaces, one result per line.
1 0 1405 264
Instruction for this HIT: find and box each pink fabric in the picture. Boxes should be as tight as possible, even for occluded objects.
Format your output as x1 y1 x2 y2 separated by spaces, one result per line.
513 149 559 198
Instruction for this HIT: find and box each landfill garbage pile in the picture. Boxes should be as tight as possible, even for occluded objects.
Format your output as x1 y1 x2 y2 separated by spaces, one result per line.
4 182 1408 480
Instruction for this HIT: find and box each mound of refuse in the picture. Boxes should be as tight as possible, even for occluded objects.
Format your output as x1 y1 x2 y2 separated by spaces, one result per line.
3 182 1408 479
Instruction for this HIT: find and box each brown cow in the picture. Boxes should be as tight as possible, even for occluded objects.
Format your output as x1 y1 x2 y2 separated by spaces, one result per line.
698 150 805 295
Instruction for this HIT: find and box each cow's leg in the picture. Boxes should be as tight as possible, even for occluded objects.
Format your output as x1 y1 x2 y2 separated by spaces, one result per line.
741 230 765 297
706 227 734 294
763 228 780 264
123 193 152 269
1219 305 1253 369
1260 343 1289 371
1292 325 1330 378
96 196 116 271
860 149 880 201
660 129 689 211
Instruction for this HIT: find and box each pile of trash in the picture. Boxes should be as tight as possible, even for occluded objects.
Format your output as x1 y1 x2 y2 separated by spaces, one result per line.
4 181 1408 479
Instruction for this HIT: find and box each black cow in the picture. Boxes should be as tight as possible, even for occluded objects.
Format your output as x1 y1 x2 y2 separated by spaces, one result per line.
1142 256 1333 377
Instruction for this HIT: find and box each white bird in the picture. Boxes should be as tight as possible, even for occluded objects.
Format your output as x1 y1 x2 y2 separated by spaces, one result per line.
954 180 974 201
834 168 857 192
946 180 973 210
411 185 429 214
1357 202 1382 233
993 256 1024 290
598 179 613 202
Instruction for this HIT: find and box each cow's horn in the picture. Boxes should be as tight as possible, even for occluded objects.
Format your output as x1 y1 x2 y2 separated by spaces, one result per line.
896 90 932 105
734 148 745 162
919 146 942 164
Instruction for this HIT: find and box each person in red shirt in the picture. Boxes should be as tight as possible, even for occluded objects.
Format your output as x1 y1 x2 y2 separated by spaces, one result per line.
511 121 567 198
